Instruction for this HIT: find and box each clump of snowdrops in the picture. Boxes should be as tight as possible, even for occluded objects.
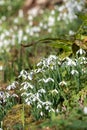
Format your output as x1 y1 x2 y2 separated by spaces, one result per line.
1 48 87 122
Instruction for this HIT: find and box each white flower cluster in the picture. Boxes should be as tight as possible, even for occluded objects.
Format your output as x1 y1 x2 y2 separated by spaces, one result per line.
56 0 85 23
1 49 87 118
37 55 60 70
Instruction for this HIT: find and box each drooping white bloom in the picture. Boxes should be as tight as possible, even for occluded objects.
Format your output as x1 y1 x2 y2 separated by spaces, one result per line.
51 10 55 15
28 71 34 80
56 109 59 113
0 66 3 70
83 107 87 114
39 22 43 27
14 18 19 24
6 81 18 90
77 57 87 65
40 111 44 116
69 30 75 35
51 89 59 94
18 70 28 79
76 48 86 55
18 29 23 44
71 70 79 75
37 103 42 109
28 15 33 21
49 108 55 113
39 77 54 83
38 88 46 94
0 0 5 5
2 16 6 21
11 94 18 98
42 101 52 106
21 82 34 90
32 26 41 33
37 61 43 67
19 9 24 18
23 35 28 41
59 81 67 86
66 57 76 66
48 16 55 26
0 91 4 98
45 105 49 110
48 28 52 33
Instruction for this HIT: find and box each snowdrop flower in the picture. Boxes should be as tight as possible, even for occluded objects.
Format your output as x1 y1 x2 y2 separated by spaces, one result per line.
25 100 31 105
51 10 55 15
39 55 58 69
40 111 44 116
12 94 18 98
39 77 54 83
48 55 58 62
48 28 52 33
0 91 4 98
29 21 33 26
35 68 43 73
56 109 59 113
19 9 24 18
25 27 30 33
49 108 55 113
37 61 43 67
28 71 33 80
28 15 33 21
4 30 10 36
51 89 59 94
18 70 28 79
38 88 46 94
21 92 27 96
42 101 52 106
59 81 67 86
66 57 76 66
43 24 48 29
2 16 6 21
32 26 41 33
5 92 10 98
0 33 5 40
39 22 43 27
77 57 87 65
29 7 39 17
42 101 52 110
76 48 86 55
71 70 79 75
21 82 34 90
18 29 23 44
29 30 34 36
69 30 75 35
45 105 49 110
6 81 18 90
58 5 65 12
0 65 3 70
37 103 42 109
23 35 28 41
83 107 87 114
14 18 19 24
0 0 5 5
48 16 55 26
